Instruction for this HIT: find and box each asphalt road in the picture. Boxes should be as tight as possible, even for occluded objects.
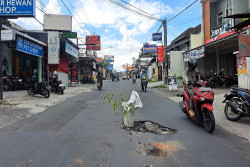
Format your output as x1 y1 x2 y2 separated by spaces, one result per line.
0 79 249 167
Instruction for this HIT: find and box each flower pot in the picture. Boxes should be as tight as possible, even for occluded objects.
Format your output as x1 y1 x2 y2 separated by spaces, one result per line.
124 112 134 127
177 79 183 87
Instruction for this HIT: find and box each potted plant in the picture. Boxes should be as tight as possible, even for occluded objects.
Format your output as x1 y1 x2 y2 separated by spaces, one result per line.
176 75 183 87
101 91 143 127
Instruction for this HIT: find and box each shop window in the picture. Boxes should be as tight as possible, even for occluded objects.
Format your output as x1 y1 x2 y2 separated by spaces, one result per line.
217 12 223 26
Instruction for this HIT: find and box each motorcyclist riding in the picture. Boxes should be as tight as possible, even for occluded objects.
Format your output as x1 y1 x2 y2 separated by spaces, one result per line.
183 58 200 117
140 69 147 88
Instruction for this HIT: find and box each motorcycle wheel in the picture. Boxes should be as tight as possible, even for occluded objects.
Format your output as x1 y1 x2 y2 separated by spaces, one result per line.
60 87 64 95
43 89 50 98
27 88 35 95
224 97 242 121
203 109 215 133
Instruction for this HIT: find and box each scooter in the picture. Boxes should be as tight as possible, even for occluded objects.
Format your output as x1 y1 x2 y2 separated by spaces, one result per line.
132 77 136 84
179 80 215 133
141 77 147 92
223 87 250 121
49 77 65 95
27 76 50 98
97 80 102 90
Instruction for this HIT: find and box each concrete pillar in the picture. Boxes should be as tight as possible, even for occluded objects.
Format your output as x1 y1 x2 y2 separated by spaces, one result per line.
8 48 12 76
38 57 42 82
216 48 220 74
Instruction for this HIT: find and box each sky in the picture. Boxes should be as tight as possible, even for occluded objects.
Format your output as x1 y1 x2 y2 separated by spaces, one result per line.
10 0 201 72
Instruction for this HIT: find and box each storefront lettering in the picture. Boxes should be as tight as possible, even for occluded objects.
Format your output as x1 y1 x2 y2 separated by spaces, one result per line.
0 0 32 14
17 36 43 57
211 20 232 38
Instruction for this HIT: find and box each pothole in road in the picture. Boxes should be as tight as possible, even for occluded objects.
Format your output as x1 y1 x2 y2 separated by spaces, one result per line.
123 121 176 135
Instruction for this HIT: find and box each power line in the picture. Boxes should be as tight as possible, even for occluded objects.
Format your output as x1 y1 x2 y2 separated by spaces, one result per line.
167 0 198 23
106 0 162 21
119 0 161 21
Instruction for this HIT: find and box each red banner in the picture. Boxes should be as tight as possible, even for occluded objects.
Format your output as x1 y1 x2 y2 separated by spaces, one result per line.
239 34 250 57
86 45 100 50
157 46 164 62
71 63 78 82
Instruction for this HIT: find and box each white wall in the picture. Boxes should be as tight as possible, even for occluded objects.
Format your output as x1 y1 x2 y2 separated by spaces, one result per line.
58 72 69 86
169 51 184 77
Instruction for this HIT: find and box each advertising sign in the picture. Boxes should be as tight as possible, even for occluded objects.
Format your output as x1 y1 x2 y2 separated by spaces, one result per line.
1 30 15 41
16 36 43 57
239 34 250 57
71 63 78 83
168 76 177 91
97 57 102 62
211 19 233 38
157 46 164 62
62 32 77 38
152 33 162 41
44 14 72 31
65 42 78 58
104 55 114 62
0 0 36 17
143 44 157 53
183 46 205 62
86 45 100 51
86 36 101 45
48 31 60 64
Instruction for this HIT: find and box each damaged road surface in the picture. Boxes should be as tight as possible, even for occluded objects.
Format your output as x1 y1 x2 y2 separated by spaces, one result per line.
0 80 250 167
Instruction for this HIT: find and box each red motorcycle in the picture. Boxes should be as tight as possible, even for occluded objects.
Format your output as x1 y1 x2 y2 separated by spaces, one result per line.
179 80 215 133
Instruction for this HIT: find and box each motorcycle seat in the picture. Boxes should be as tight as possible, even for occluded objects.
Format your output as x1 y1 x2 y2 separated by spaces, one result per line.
232 87 250 94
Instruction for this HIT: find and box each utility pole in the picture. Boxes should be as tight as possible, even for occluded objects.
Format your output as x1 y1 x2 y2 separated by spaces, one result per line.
163 18 168 85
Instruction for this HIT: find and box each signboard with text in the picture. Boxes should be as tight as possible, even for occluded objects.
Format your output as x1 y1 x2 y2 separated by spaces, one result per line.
104 55 114 62
1 30 15 41
71 63 78 83
152 33 162 41
0 0 36 17
62 32 77 38
48 31 60 64
17 36 43 57
168 76 177 91
143 44 157 53
86 36 100 45
157 46 164 62
86 45 100 51
65 42 78 58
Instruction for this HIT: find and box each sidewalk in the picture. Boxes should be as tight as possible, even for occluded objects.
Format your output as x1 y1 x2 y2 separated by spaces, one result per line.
0 84 95 128
152 86 250 141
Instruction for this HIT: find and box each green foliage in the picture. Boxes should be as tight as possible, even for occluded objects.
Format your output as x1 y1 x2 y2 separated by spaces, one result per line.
156 84 166 88
177 75 183 79
98 59 110 70
101 91 134 116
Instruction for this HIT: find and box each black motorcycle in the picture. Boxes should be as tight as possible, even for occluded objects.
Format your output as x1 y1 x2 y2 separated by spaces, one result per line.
27 78 50 98
223 87 250 121
141 76 147 92
3 76 14 91
49 77 65 95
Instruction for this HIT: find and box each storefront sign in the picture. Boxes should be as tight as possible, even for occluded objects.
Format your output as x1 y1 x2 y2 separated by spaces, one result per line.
157 46 164 62
17 36 43 57
1 30 15 41
211 19 233 38
183 47 205 62
237 55 247 74
0 0 36 17
239 34 250 57
86 36 100 45
143 44 157 53
168 76 177 91
86 45 100 51
152 33 162 41
62 32 77 38
71 63 78 82
48 31 60 64
65 42 78 58
104 55 114 62
97 57 102 62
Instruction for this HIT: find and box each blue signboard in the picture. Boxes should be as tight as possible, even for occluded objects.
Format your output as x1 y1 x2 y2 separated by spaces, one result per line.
143 44 157 53
0 0 36 17
152 33 162 41
17 36 43 57
107 67 113 70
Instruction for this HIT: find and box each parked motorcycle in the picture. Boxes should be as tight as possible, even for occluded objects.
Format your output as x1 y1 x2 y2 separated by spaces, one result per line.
179 80 215 133
3 76 14 91
49 77 65 95
27 76 50 98
223 87 250 121
141 76 147 92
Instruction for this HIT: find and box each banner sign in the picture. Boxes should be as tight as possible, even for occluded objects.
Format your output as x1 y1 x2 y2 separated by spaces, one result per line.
237 55 247 74
17 36 43 57
157 46 164 62
0 0 36 17
62 32 77 38
86 45 100 50
65 42 78 58
1 30 15 41
104 55 114 62
152 33 162 41
143 44 157 53
48 31 60 64
86 36 100 45
97 57 102 62
71 63 78 82
168 76 177 91
239 34 250 57
183 46 205 62
211 19 233 38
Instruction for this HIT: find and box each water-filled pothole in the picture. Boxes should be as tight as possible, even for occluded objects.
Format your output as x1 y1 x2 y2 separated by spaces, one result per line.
123 121 176 135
